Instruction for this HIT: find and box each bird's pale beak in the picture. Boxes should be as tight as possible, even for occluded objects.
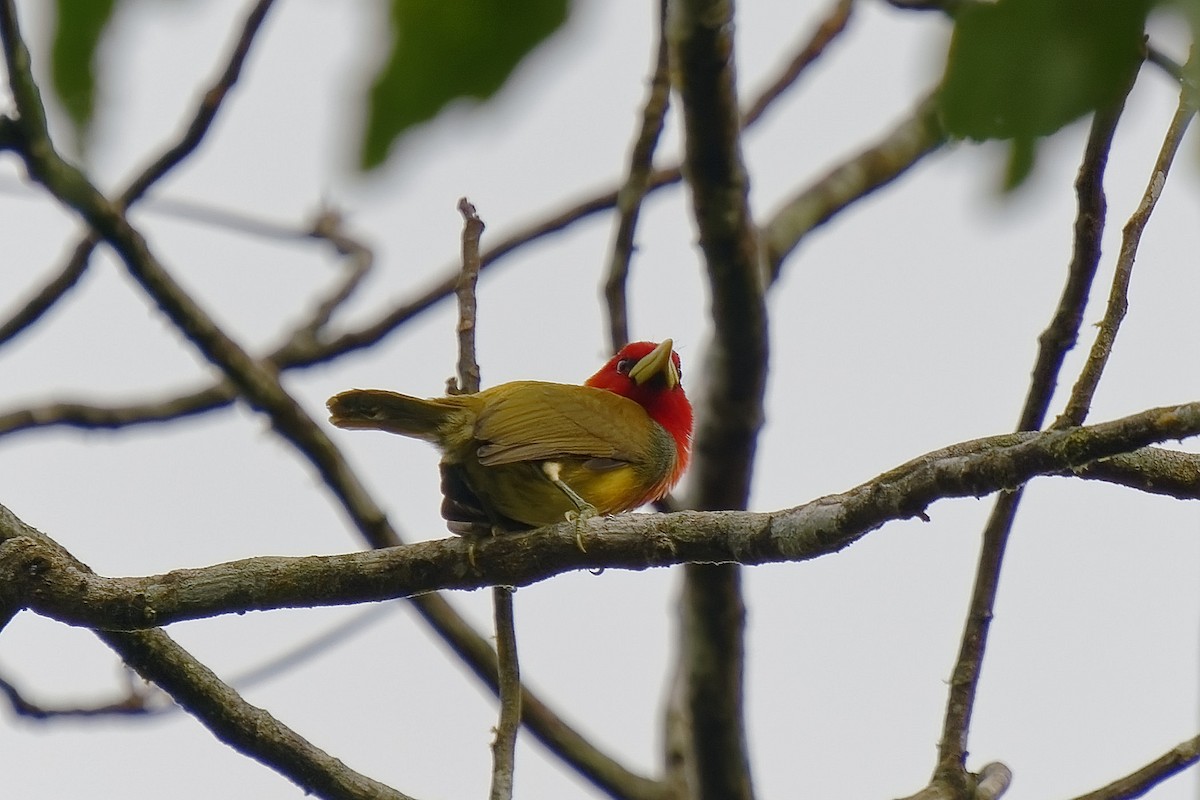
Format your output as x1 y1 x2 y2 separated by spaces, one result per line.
628 339 678 389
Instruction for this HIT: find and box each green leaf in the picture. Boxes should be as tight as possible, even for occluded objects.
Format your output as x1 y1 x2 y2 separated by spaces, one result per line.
359 0 570 170
51 0 118 154
938 0 1150 143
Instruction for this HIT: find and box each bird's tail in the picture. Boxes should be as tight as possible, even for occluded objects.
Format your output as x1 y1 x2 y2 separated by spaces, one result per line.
326 389 458 441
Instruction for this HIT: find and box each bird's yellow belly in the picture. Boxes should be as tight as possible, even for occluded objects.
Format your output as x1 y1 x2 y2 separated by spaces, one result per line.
460 458 658 529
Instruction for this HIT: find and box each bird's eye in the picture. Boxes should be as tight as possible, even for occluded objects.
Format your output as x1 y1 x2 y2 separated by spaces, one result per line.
616 358 635 374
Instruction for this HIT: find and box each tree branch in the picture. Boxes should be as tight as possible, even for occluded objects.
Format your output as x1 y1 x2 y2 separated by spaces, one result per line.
1068 734 1200 800
6 401 1198 633
98 627 416 800
0 0 277 349
761 90 944 282
604 0 671 351
934 77 1138 784
0 501 412 800
450 198 520 800
667 0 767 797
1056 52 1199 428
1 10 663 799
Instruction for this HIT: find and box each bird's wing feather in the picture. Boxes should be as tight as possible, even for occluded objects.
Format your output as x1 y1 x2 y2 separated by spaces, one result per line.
473 382 654 466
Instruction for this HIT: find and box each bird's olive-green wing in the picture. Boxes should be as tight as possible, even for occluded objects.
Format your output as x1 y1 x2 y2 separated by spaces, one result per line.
472 381 658 467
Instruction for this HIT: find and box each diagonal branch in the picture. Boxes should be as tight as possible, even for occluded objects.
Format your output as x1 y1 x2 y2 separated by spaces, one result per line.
934 75 1137 784
0 9 661 799
1067 734 1200 800
761 90 944 282
1055 52 1199 429
0 0 277 350
0 503 412 800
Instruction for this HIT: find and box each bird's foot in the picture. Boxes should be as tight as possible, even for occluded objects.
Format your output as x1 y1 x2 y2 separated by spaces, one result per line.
565 504 597 553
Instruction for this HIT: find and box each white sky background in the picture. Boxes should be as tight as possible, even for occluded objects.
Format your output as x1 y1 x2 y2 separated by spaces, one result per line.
0 1 1198 798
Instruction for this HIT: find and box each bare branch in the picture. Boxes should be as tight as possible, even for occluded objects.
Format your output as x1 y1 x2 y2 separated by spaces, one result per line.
449 198 520 800
604 0 671 351
454 198 485 396
667 0 767 796
0 0 277 349
0 670 164 719
1019 91 1129 432
761 91 944 282
1068 734 1200 800
7 399 1199 641
935 71 1139 782
98 628 416 800
0 497 412 800
741 0 854 127
1056 53 1199 428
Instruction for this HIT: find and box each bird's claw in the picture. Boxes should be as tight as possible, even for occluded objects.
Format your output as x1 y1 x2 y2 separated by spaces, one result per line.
565 505 597 553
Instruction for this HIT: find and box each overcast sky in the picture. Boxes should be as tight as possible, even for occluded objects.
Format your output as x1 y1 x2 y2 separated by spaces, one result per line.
1 1 1198 798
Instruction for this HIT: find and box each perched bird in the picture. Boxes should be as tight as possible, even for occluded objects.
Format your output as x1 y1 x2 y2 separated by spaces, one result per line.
327 339 693 533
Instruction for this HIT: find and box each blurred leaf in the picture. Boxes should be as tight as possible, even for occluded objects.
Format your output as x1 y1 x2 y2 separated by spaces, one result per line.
938 0 1150 144
359 0 570 170
51 0 117 154
1002 136 1037 191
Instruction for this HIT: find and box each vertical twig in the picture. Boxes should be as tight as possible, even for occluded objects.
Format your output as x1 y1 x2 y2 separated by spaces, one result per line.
604 0 671 352
1055 52 1199 429
454 198 485 396
455 198 520 800
934 53 1198 790
933 82 1135 787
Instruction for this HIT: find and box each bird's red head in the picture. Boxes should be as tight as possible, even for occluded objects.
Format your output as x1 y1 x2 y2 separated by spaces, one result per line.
586 340 693 484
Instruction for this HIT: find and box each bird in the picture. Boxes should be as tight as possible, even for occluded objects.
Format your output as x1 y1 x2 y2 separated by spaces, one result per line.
326 339 693 534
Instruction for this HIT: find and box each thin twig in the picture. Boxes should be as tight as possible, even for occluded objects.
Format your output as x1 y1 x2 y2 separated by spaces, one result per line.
0 670 164 719
489 586 520 800
302 207 374 336
604 0 671 352
1056 52 1199 428
934 74 1137 784
741 0 854 127
1018 93 1127 432
761 90 944 281
454 198 485 395
0 0 276 350
1068 734 1200 800
453 198 520 800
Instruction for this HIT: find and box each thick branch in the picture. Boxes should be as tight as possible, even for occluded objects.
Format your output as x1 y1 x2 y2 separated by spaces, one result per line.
667 1 766 797
0 504 410 800
99 627 414 800
0 9 661 798
5 403 1199 628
